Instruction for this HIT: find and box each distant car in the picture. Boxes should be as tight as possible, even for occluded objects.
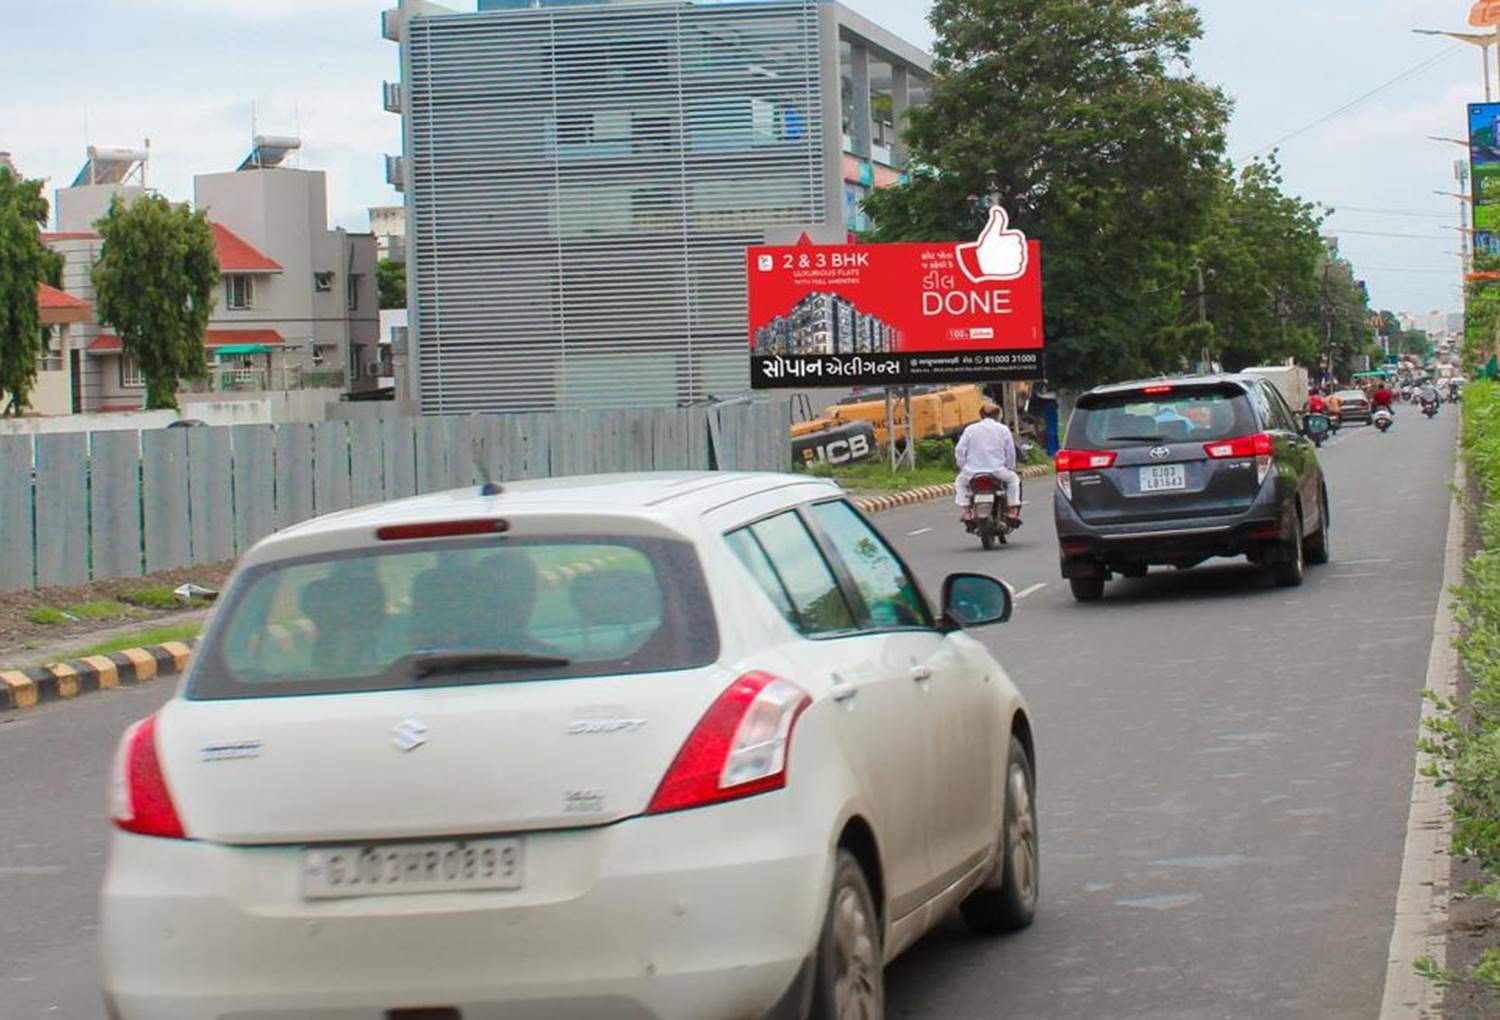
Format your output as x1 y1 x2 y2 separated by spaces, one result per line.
165 418 207 429
1053 375 1330 601
101 472 1038 1020
1332 390 1372 425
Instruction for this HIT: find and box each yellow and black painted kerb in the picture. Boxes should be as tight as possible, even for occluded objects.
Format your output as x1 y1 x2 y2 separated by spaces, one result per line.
853 463 1054 517
0 640 195 712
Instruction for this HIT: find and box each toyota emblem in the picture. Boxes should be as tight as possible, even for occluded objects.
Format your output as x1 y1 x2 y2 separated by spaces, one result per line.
1149 446 1171 461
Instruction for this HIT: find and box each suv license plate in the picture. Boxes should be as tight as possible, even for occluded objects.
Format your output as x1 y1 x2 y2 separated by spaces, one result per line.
1140 464 1187 492
302 838 522 899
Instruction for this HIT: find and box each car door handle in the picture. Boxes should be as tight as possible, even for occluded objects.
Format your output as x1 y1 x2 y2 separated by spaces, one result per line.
830 682 859 703
909 665 933 682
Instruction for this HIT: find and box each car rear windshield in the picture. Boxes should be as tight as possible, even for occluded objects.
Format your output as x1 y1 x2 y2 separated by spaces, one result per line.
187 536 718 700
1070 385 1258 448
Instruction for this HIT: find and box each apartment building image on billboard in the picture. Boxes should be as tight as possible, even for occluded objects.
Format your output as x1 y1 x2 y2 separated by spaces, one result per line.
754 291 897 356
381 0 932 412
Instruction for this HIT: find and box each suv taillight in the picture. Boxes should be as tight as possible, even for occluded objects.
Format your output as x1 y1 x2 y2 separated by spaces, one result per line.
646 672 810 815
1204 432 1274 483
1055 449 1117 499
110 713 187 839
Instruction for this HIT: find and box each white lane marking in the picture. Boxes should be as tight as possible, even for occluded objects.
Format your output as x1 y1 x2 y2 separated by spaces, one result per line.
1332 572 1380 579
1338 558 1393 566
1014 583 1047 601
908 527 934 536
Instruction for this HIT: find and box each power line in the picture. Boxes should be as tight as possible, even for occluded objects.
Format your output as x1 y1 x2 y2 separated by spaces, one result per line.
1238 46 1462 160
1326 228 1451 240
1326 205 1454 219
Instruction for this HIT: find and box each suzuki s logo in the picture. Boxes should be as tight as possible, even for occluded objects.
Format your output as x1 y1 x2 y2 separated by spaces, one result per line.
391 719 429 753
1149 446 1171 461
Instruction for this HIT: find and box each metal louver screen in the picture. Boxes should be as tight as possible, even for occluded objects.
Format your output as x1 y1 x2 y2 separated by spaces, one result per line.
407 0 827 414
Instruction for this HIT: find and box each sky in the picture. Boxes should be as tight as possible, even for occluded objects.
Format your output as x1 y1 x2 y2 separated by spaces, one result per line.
0 0 1485 318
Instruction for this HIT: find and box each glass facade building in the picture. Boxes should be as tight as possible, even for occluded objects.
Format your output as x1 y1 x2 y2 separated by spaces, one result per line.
384 0 930 412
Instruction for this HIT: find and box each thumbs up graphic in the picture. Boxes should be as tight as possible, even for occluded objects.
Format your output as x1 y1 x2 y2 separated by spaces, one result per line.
957 206 1029 283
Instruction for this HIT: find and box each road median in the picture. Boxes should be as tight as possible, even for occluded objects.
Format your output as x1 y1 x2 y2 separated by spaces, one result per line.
0 640 194 712
854 463 1052 515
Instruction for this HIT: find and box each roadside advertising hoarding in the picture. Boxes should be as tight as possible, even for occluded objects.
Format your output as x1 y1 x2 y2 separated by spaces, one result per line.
1469 102 1500 257
746 208 1045 388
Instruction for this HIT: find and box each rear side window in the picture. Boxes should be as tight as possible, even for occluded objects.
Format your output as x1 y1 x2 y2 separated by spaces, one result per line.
1070 386 1258 447
188 537 717 699
808 502 931 629
727 512 857 636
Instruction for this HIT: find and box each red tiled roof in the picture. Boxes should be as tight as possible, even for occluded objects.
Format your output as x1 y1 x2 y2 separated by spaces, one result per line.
89 329 286 353
37 283 89 310
211 223 282 273
41 231 100 242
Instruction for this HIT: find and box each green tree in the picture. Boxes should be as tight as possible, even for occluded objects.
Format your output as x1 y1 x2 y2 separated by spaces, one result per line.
378 259 407 310
1196 157 1326 372
0 169 64 415
863 0 1231 391
92 195 218 410
1400 329 1431 359
1316 253 1376 377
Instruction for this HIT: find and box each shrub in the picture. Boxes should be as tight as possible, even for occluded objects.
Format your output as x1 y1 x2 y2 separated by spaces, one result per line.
1421 380 1500 1002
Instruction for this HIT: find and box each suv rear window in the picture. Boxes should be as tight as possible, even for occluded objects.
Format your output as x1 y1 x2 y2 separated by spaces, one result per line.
1069 385 1258 448
188 536 718 699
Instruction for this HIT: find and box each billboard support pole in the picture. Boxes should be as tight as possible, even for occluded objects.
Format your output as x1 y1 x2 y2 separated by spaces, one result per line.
884 386 916 471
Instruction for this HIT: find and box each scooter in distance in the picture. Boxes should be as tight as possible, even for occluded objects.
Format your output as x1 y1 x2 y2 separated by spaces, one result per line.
964 473 1020 550
1374 407 1395 433
1422 399 1440 419
1303 411 1333 448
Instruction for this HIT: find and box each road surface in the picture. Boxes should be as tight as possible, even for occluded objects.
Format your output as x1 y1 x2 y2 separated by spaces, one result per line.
0 408 1458 1018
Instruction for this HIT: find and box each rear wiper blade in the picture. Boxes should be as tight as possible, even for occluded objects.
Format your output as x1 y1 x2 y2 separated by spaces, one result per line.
1106 434 1169 443
402 649 572 679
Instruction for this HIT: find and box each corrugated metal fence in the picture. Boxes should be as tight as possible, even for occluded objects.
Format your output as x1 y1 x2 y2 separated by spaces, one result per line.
0 402 790 592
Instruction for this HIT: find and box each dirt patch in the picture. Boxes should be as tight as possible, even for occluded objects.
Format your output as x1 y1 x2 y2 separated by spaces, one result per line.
0 562 234 659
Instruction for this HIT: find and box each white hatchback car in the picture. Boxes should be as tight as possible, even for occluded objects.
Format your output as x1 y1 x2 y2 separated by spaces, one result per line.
101 472 1038 1020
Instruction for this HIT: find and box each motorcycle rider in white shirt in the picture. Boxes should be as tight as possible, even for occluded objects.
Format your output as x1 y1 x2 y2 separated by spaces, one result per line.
954 402 1022 524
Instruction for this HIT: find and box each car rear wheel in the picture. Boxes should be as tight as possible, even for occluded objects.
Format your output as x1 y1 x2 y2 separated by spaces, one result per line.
961 737 1039 934
810 850 883 1020
1305 491 1331 566
1273 510 1306 587
1069 576 1105 601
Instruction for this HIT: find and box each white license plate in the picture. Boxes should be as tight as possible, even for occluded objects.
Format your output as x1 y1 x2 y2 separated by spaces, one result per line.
1139 464 1187 492
973 493 995 504
302 837 522 900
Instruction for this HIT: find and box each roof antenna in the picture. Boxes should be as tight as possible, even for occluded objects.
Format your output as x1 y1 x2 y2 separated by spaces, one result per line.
472 433 503 496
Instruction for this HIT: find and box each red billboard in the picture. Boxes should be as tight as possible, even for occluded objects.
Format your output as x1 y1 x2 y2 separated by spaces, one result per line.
747 207 1045 388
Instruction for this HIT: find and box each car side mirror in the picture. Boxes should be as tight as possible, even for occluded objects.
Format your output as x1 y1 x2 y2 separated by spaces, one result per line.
942 573 1013 629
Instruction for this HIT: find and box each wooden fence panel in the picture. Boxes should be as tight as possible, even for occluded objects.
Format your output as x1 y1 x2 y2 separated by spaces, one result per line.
348 419 384 508
0 435 33 592
231 425 276 554
33 434 88 587
687 407 711 469
416 417 450 493
141 429 191 573
89 431 142 582
382 418 418 500
314 421 354 515
188 428 235 564
275 424 315 529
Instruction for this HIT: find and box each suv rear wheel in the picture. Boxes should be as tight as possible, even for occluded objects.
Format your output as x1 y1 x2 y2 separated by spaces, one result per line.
1305 490 1331 566
1069 576 1105 602
1273 509 1306 587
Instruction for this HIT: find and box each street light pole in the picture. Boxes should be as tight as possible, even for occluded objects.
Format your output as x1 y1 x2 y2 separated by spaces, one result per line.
1412 28 1496 101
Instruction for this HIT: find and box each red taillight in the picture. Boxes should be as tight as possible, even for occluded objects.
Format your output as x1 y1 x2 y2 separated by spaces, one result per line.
1203 433 1274 459
1055 449 1118 472
1142 385 1173 395
111 714 187 839
646 672 811 815
376 519 509 541
971 475 997 493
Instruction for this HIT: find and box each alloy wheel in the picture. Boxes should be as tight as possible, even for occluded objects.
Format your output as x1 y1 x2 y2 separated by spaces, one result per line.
832 884 880 1020
1007 762 1039 913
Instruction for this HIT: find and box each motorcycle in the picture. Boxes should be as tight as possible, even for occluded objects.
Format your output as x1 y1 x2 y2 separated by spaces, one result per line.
1422 399 1439 419
1374 407 1395 433
1303 411 1332 448
964 473 1020 550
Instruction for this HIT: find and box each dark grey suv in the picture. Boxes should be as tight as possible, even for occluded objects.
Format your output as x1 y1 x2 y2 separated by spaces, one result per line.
1053 375 1330 601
